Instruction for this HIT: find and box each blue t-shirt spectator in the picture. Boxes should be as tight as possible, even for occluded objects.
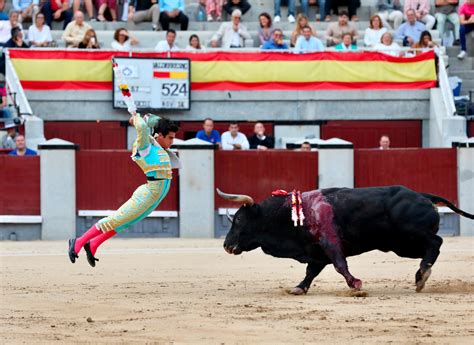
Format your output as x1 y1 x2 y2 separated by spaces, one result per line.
262 39 288 50
9 148 37 156
196 129 221 144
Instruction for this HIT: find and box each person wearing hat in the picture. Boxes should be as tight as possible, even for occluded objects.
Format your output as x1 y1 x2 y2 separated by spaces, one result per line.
211 8 251 48
4 26 29 48
0 123 18 150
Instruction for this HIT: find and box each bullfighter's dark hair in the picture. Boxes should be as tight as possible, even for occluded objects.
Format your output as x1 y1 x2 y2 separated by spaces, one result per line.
154 118 179 137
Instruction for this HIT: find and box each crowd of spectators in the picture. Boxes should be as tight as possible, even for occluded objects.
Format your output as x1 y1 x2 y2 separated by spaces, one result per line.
0 0 471 58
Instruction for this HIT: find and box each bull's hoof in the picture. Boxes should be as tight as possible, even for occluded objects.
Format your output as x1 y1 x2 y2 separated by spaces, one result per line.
351 279 363 290
415 267 432 293
287 287 307 295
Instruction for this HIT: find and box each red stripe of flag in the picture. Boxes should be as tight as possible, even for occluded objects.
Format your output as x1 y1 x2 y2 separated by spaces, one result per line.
153 71 170 78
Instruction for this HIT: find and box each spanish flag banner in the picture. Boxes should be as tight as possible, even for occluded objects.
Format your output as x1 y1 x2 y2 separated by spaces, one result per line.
8 49 437 91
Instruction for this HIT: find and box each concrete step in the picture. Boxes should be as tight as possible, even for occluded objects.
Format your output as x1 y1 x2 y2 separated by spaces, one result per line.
460 80 474 94
449 71 474 80
448 56 474 70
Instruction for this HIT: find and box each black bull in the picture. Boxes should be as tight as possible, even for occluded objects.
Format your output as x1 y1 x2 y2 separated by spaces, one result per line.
217 186 474 294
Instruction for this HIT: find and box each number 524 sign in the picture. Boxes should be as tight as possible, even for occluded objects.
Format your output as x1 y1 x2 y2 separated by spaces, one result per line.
113 57 191 110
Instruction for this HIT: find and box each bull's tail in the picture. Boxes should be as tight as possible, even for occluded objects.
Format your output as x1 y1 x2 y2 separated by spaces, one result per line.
421 193 474 219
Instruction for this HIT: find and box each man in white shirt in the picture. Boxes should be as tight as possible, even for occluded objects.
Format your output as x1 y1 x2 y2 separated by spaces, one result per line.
221 122 250 150
211 9 250 48
155 29 179 51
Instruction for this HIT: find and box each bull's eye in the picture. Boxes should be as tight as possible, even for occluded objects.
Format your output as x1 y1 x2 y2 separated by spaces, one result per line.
235 216 241 223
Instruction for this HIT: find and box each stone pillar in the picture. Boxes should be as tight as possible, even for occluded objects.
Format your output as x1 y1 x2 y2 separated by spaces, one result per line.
174 139 216 238
316 138 354 188
25 115 46 152
38 139 78 240
453 140 474 236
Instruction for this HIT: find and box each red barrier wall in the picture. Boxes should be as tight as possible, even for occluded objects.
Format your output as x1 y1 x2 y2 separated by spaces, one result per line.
468 121 474 138
0 156 40 215
76 150 178 211
177 122 274 140
215 150 318 208
355 148 457 204
321 120 422 148
45 121 127 150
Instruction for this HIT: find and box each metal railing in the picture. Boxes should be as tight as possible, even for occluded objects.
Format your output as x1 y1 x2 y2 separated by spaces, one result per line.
5 49 33 118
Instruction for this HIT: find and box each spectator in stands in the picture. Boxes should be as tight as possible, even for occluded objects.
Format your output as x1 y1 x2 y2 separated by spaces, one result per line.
155 28 179 51
0 84 12 123
404 0 436 30
196 118 221 146
43 0 73 30
96 0 117 21
62 10 91 47
186 33 202 50
377 0 403 30
258 12 273 46
5 26 29 47
159 0 189 31
274 0 308 23
0 123 18 150
248 122 274 150
0 0 8 21
262 28 289 49
412 30 440 54
8 135 37 156
395 9 426 46
78 28 100 48
300 141 311 151
111 27 138 50
202 0 224 22
335 32 357 50
290 13 315 47
375 31 403 56
72 0 94 20
128 0 160 31
435 0 460 45
211 9 250 48
0 10 23 46
326 11 357 46
294 25 324 52
221 122 249 150
379 135 390 149
457 0 474 60
326 0 359 22
223 0 251 17
364 14 387 47
315 0 327 22
13 0 40 24
28 13 53 47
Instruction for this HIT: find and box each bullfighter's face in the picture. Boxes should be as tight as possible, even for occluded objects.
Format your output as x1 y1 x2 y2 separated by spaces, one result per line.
224 205 261 255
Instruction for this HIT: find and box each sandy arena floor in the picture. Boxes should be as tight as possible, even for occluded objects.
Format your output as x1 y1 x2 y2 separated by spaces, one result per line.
0 237 473 344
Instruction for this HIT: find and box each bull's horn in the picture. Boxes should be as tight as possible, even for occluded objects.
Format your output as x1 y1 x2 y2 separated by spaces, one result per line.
226 209 234 223
216 188 254 206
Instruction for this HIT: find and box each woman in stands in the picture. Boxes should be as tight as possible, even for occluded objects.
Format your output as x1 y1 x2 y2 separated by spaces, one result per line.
374 31 403 57
96 0 117 22
364 14 387 47
111 28 139 51
28 13 53 47
290 14 314 47
335 32 358 50
202 0 224 22
257 12 273 47
412 30 440 55
78 28 100 49
457 0 474 59
186 34 203 50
